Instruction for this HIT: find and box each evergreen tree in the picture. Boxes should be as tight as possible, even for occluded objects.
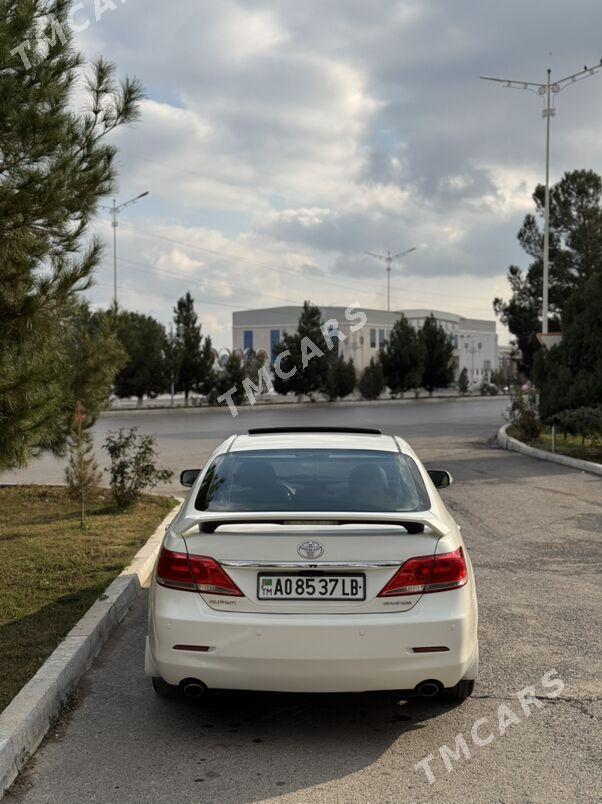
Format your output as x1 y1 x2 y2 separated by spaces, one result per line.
174 292 214 404
379 315 425 397
272 302 332 398
420 315 455 395
165 324 183 402
244 350 266 389
63 303 127 429
535 271 602 418
0 1 143 469
325 357 356 401
359 358 385 400
111 310 169 403
65 402 101 529
212 353 247 405
458 367 469 395
494 170 602 375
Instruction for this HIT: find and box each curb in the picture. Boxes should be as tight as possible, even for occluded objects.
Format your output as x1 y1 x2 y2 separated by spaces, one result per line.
103 394 511 417
0 500 181 798
496 423 602 477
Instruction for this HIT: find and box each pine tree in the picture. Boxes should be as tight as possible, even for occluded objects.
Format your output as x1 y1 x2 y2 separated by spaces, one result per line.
174 292 214 404
420 315 455 395
244 350 266 389
359 358 384 400
211 353 247 405
61 303 127 434
272 302 331 398
325 357 356 401
494 170 602 375
0 1 143 469
65 402 101 529
111 310 169 404
379 315 425 397
535 271 602 418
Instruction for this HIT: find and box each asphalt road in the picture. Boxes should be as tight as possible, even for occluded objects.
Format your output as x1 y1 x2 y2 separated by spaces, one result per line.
5 398 602 804
2 396 513 495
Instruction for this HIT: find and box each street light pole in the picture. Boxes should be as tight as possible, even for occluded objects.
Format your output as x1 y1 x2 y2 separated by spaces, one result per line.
169 324 175 408
112 199 118 306
465 337 482 384
542 68 552 335
101 191 150 307
481 61 602 334
168 323 184 407
364 247 417 311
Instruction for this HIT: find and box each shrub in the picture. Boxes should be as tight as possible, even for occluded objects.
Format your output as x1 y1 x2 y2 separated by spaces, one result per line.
546 407 602 446
359 359 384 400
508 384 541 442
104 428 173 508
480 380 498 396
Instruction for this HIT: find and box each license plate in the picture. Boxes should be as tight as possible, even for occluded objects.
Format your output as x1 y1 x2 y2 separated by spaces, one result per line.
257 573 366 601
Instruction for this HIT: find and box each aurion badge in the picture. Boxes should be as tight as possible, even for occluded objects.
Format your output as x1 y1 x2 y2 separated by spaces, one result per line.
297 540 324 559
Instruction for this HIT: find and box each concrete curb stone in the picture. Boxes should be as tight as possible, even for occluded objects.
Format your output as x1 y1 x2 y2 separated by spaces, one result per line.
496 423 602 477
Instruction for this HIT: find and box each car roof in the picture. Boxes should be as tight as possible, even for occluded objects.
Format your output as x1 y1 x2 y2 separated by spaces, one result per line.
228 431 406 454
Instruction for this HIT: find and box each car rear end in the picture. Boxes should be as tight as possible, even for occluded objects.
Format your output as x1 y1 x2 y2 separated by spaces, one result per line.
146 430 478 696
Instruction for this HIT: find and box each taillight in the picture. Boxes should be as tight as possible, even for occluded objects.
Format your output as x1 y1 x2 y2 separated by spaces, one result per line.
156 548 243 596
377 547 468 597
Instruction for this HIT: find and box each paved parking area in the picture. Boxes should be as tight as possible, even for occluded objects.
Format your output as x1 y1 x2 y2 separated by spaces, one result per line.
4 400 601 803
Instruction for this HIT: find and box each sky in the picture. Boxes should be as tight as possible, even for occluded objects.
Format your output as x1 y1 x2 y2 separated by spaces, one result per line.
74 0 602 348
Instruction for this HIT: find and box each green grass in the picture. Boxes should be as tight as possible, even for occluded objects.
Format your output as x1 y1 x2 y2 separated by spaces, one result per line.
0 486 176 713
509 426 602 464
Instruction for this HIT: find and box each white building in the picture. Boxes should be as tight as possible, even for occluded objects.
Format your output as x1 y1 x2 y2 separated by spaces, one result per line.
232 306 498 381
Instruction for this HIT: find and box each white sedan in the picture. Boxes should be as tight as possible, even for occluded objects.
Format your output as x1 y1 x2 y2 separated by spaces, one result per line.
146 427 478 702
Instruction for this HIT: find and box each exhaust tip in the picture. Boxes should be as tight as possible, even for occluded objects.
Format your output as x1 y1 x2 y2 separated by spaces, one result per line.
181 679 207 699
416 680 443 698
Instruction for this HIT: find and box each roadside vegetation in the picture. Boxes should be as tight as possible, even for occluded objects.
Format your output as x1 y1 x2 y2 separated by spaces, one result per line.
508 426 602 464
0 486 176 713
0 3 143 472
498 170 602 464
0 1 182 718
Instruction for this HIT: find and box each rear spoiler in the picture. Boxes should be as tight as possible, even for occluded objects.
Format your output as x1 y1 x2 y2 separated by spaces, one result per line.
173 511 451 538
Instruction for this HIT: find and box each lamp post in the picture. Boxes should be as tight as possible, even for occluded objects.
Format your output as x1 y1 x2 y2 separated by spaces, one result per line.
168 323 184 407
481 62 602 334
364 248 417 311
464 337 482 385
101 191 150 306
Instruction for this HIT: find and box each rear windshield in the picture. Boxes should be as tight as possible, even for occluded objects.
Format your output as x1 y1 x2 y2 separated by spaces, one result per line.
194 449 430 512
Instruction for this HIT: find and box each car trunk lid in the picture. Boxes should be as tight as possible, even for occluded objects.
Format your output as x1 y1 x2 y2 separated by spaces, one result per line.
179 515 445 614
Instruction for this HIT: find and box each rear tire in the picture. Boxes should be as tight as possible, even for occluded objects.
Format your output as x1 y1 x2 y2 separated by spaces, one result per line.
444 678 474 702
152 676 180 699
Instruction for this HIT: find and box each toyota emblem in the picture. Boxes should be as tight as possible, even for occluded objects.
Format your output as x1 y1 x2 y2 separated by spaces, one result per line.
297 540 324 560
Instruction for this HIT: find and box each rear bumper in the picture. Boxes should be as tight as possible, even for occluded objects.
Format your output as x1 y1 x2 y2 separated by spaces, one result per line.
147 583 478 693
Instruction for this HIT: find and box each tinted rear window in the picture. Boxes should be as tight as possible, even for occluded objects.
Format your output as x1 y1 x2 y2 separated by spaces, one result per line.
194 449 430 512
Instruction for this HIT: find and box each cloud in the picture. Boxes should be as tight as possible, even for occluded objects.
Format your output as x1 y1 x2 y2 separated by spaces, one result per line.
78 0 602 347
